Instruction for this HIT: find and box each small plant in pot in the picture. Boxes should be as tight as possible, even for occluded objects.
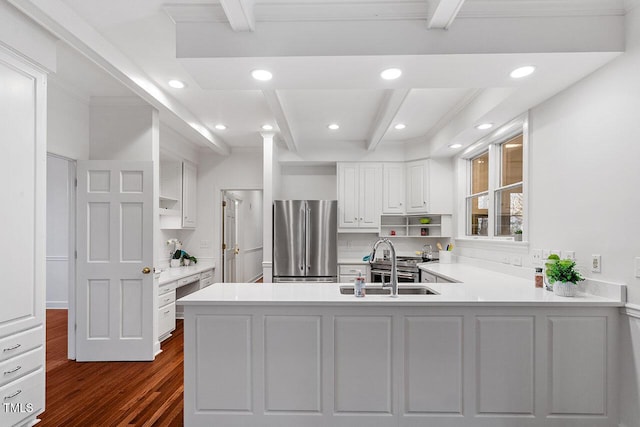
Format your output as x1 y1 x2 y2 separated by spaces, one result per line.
170 249 183 268
183 253 198 266
545 256 584 297
514 229 523 241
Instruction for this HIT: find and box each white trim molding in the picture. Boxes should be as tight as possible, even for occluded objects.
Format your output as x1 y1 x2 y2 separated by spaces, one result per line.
621 303 640 319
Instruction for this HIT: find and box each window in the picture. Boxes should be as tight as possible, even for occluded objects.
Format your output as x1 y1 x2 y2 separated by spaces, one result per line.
462 116 527 241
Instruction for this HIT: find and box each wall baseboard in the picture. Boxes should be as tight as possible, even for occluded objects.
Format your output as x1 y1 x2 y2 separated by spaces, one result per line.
46 302 68 309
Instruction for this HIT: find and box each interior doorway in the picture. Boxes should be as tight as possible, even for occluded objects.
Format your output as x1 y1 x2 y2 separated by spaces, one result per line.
46 153 76 359
221 190 263 283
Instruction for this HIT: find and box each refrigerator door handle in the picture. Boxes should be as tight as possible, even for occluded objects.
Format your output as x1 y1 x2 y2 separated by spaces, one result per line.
305 206 311 271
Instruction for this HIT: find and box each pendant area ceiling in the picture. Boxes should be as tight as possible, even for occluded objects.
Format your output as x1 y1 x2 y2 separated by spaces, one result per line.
21 0 634 156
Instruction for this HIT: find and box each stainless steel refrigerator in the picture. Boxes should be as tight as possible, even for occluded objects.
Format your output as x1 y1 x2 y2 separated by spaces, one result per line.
273 200 337 283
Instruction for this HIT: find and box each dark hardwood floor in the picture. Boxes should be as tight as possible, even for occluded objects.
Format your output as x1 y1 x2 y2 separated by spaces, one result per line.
41 310 184 426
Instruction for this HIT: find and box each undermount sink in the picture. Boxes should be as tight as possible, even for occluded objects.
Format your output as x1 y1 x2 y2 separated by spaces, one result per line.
339 285 437 295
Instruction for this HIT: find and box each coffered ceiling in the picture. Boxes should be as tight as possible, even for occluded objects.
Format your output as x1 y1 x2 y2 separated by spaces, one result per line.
10 0 636 157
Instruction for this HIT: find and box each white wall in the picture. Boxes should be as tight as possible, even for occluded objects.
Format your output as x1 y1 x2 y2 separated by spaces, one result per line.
180 148 263 283
279 164 337 200
47 81 90 160
46 154 73 308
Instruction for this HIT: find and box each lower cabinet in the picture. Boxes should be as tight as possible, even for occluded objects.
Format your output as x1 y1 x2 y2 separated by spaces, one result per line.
158 283 177 342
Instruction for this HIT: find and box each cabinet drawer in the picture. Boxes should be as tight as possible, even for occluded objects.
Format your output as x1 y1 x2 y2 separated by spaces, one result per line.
158 282 176 296
178 274 200 287
158 303 176 339
421 271 437 283
200 269 213 280
200 277 213 288
0 368 44 426
339 264 367 275
0 347 43 388
0 327 43 363
158 291 176 308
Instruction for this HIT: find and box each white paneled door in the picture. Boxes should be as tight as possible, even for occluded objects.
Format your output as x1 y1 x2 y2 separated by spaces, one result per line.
76 161 155 361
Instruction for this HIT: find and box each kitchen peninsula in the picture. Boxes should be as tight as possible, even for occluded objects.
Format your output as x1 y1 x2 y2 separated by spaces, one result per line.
178 264 624 427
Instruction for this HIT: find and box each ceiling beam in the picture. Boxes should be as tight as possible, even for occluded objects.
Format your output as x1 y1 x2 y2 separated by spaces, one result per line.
262 90 297 153
366 89 411 152
427 0 467 30
219 0 256 32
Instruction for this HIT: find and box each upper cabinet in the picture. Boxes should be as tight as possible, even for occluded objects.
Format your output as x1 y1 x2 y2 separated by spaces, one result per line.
337 163 382 230
382 163 405 214
405 159 429 213
159 161 197 229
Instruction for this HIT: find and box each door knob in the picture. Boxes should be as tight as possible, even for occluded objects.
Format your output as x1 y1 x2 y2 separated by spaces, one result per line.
142 267 151 274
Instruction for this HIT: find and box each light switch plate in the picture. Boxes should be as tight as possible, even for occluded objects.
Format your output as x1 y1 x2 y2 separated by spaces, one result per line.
551 249 561 257
563 251 576 260
592 254 602 273
542 249 551 260
200 240 210 249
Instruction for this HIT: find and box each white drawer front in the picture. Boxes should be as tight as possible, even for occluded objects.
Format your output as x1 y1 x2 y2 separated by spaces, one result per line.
0 327 43 363
200 269 213 280
0 368 44 426
158 282 176 296
0 347 43 388
339 264 367 275
158 291 176 308
200 277 213 288
158 303 176 339
178 274 200 287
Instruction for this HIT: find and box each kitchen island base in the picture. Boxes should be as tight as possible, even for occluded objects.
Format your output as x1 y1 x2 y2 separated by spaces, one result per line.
183 303 619 427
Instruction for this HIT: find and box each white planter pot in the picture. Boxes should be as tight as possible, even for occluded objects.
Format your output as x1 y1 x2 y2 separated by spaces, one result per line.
553 281 578 297
183 258 191 266
170 259 181 268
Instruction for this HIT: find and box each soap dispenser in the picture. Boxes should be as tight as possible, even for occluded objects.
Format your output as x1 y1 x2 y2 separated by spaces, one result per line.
354 271 366 297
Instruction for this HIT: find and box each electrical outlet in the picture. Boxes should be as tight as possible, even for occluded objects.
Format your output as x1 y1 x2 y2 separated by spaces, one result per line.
551 249 561 257
592 254 602 273
501 255 510 264
542 249 551 260
532 249 543 266
563 251 576 261
635 257 640 278
511 256 522 266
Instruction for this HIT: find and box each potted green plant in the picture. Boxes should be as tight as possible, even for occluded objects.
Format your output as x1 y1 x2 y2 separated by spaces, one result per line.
170 249 183 268
545 256 584 297
514 229 523 241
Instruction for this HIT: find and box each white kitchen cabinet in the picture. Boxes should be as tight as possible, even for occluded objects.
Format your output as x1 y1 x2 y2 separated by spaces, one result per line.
337 162 382 230
382 163 405 214
182 161 197 228
158 282 177 342
406 159 430 213
0 47 46 426
159 161 197 229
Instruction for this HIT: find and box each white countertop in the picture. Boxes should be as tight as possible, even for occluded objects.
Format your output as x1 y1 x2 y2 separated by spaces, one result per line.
157 262 215 285
178 262 624 307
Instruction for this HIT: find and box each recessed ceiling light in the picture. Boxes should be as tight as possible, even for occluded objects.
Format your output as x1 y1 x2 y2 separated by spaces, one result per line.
261 124 274 131
394 123 406 130
510 65 536 79
380 68 402 80
252 69 273 81
215 124 227 130
476 123 493 130
168 79 186 89
449 143 462 149
328 124 340 130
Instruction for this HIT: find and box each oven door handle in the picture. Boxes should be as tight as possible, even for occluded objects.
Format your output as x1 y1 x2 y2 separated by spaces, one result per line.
371 269 416 279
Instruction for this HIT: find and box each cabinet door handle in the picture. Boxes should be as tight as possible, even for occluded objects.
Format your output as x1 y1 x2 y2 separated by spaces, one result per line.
4 366 21 375
164 310 170 314
4 389 22 400
3 344 21 352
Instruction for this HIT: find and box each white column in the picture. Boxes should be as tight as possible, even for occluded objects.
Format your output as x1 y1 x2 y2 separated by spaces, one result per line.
262 132 275 282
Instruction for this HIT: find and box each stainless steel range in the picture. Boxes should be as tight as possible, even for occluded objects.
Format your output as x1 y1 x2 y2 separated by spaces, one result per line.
371 256 426 283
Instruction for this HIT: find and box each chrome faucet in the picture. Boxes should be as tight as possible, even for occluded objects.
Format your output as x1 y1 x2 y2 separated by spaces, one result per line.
369 238 398 297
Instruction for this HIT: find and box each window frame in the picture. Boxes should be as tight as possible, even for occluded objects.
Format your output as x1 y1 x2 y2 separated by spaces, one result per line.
458 114 529 243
